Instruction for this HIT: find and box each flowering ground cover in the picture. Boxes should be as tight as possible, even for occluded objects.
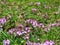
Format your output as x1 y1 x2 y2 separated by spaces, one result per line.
0 0 60 45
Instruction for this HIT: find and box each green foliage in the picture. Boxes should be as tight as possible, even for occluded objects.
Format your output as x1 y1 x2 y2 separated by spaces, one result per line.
0 0 60 45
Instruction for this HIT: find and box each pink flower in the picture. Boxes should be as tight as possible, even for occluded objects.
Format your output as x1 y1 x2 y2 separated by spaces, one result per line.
49 23 56 27
25 19 38 27
56 23 60 27
32 21 38 27
26 41 33 45
32 8 37 12
8 29 13 34
16 31 22 36
39 23 44 28
33 43 41 45
24 27 30 31
0 18 6 24
26 41 41 45
26 40 54 45
35 2 40 6
25 19 31 23
43 40 54 45
3 39 10 45
43 40 50 45
24 27 31 32
30 19 34 24
49 40 54 45
44 27 50 32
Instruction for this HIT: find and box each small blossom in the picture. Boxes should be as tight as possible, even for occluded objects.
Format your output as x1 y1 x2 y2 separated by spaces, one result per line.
39 23 44 28
0 18 6 24
35 2 40 6
32 8 37 12
24 27 30 31
25 19 35 24
32 21 38 27
30 19 34 24
50 40 54 45
3 39 10 45
43 40 50 45
26 40 54 45
8 29 13 34
26 41 33 45
25 19 38 27
43 40 54 45
44 27 50 32
56 23 60 27
26 41 41 45
24 27 31 32
49 23 56 27
25 19 31 23
16 31 22 36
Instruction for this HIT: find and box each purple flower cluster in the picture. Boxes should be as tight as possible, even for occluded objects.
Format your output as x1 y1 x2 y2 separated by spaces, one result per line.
49 22 60 27
26 40 54 45
25 19 49 32
42 40 54 45
25 19 60 32
43 27 50 32
48 23 57 27
25 19 38 27
3 39 10 45
26 41 40 45
25 19 45 28
24 27 31 32
8 24 31 39
0 18 6 24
